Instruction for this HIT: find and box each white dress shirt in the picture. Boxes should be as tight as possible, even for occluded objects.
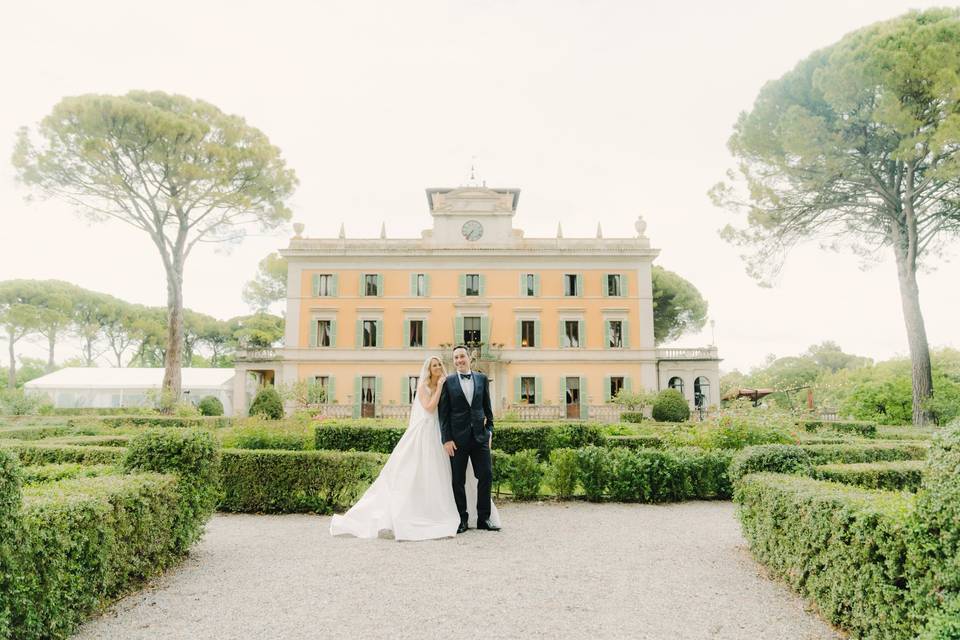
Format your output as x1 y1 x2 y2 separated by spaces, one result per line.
458 370 475 405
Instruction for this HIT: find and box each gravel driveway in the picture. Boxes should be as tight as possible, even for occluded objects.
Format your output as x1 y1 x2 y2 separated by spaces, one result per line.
73 502 844 640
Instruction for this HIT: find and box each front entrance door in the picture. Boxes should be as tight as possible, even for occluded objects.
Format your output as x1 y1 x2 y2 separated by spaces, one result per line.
361 376 376 418
565 377 580 419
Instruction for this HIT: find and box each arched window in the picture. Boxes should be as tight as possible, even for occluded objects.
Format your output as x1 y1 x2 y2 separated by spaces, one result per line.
668 376 684 395
694 376 710 409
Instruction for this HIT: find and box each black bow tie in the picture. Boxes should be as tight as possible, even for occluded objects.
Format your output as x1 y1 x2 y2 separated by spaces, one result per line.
459 373 472 380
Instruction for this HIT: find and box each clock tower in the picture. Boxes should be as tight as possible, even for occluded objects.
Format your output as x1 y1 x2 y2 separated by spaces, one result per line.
424 186 521 246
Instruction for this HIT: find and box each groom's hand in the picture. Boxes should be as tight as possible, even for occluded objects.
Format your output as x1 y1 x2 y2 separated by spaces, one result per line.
443 441 456 457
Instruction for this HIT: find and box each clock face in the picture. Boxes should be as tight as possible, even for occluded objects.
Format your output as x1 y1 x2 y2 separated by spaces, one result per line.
461 220 483 241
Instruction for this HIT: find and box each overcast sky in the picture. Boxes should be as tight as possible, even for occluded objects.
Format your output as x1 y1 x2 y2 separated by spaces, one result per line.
1 0 957 373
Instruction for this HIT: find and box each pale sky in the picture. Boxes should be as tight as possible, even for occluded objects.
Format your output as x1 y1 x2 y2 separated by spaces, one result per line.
1 0 957 372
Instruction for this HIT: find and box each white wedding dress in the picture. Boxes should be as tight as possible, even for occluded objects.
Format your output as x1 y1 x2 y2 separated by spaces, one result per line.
330 361 500 541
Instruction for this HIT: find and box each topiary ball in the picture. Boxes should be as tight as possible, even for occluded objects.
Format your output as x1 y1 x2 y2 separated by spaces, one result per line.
198 395 224 417
651 389 690 422
249 386 284 420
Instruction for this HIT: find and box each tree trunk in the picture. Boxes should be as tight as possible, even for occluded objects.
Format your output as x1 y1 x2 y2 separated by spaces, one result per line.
47 332 56 371
161 257 185 411
6 328 15 389
893 249 934 426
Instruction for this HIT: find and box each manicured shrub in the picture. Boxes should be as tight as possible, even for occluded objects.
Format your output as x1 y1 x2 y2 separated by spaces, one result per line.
225 424 308 451
651 389 690 423
93 415 231 429
5 443 124 466
577 445 612 501
729 445 814 483
544 448 578 498
508 449 543 500
607 447 646 501
46 435 131 448
198 396 224 417
798 442 927 465
543 423 605 452
0 425 71 441
19 463 118 485
674 447 734 499
620 411 645 423
249 386 284 420
798 419 877 438
123 429 220 553
315 423 404 453
218 449 385 513
604 434 665 450
491 450 511 497
814 460 925 492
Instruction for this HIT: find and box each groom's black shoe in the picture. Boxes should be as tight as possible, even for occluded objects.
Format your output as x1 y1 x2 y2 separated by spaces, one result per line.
476 519 500 531
457 522 469 534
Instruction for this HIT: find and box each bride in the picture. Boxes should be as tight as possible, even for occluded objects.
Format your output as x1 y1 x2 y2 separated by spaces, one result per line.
330 355 500 541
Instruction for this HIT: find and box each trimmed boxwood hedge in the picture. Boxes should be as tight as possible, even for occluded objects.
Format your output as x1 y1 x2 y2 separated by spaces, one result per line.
798 442 927 465
604 434 666 450
729 445 814 482
813 460 925 492
218 448 386 513
20 463 119 485
0 425 71 441
3 443 124 466
93 415 232 429
798 419 877 438
734 422 960 639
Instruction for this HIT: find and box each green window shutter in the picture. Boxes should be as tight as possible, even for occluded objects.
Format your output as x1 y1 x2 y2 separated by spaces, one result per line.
622 320 630 348
604 376 611 402
356 320 363 348
330 320 337 347
330 274 338 297
534 274 541 297
481 317 491 354
514 377 521 403
455 317 464 344
580 377 588 419
423 319 429 347
534 320 541 349
479 275 486 297
409 273 416 296
328 377 336 404
604 320 610 350
578 320 585 348
621 273 628 297
535 377 542 405
403 320 410 348
309 319 318 347
602 273 609 298
625 377 633 392
458 274 466 296
515 320 522 348
519 273 526 296
403 376 411 403
376 274 384 297
560 377 567 406
558 319 565 349
311 274 320 297
375 320 383 348
375 377 383 405
353 376 361 418
423 274 431 297
576 273 584 297
359 274 366 296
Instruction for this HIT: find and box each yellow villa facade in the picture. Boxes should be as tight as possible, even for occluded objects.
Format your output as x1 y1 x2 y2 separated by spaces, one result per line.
233 186 721 420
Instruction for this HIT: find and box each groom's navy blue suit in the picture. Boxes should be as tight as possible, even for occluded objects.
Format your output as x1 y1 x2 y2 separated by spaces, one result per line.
438 371 494 526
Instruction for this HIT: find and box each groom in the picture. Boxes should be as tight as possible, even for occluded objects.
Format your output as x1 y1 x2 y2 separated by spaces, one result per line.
439 345 500 533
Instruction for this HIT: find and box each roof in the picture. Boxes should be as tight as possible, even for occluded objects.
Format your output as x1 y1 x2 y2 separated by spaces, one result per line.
24 367 236 390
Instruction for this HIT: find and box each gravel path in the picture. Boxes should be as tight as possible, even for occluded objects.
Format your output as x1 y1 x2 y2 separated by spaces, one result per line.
74 502 844 640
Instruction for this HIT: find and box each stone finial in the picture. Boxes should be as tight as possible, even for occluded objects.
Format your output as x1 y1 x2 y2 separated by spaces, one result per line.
380 222 387 239
557 222 564 239
338 223 346 239
293 222 304 238
596 222 603 239
635 215 647 237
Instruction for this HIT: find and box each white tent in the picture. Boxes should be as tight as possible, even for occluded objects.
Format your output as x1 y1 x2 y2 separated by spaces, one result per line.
25 367 243 416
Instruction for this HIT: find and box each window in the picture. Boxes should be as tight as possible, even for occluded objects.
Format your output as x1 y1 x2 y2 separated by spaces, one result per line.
415 274 426 297
610 376 624 400
521 320 536 348
608 320 623 348
317 274 333 296
607 274 622 297
361 377 376 403
463 316 481 346
407 376 419 404
316 320 332 347
564 274 579 296
563 320 580 348
465 274 480 296
525 274 536 296
409 320 423 348
362 320 378 347
520 377 536 404
668 376 684 395
313 376 329 403
694 377 710 409
364 274 379 296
